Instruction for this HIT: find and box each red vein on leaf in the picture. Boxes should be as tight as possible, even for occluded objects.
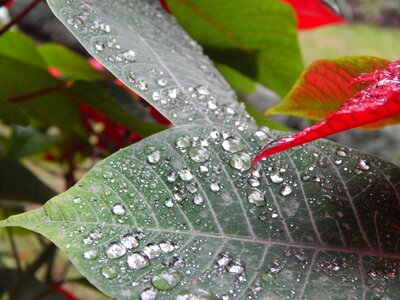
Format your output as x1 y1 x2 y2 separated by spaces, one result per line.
252 60 400 166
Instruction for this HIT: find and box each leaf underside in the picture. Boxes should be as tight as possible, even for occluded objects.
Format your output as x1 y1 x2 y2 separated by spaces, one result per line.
2 124 400 299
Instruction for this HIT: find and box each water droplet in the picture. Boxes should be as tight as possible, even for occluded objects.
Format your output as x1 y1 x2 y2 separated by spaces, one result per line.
210 182 221 192
189 147 209 163
280 185 292 196
165 198 174 207
167 171 178 182
229 153 251 171
121 49 136 62
178 169 193 181
147 150 161 164
94 41 104 52
83 249 98 260
196 85 210 95
127 253 149 270
271 213 279 219
152 268 181 291
73 197 81 204
101 265 119 279
336 148 348 157
105 242 126 259
186 181 198 193
265 260 284 276
176 136 191 148
227 260 245 274
120 234 139 249
159 241 175 253
193 194 204 205
140 287 157 300
270 172 283 183
137 80 148 91
222 137 245 153
356 159 370 171
112 204 126 216
142 244 161 259
327 263 340 272
247 188 266 206
156 78 168 87
216 253 231 267
103 171 114 179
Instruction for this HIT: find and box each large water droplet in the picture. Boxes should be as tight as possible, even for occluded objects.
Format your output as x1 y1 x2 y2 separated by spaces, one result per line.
120 234 139 249
216 253 231 267
178 169 193 181
142 244 161 259
101 265 119 279
105 242 126 259
280 185 292 196
176 136 191 148
229 153 251 171
222 137 245 153
127 253 149 270
147 150 161 164
270 172 283 183
152 268 181 291
210 182 221 192
159 241 175 253
121 49 136 62
189 147 209 163
356 159 370 171
140 287 157 300
247 188 266 206
112 204 126 216
227 260 245 274
83 249 98 260
193 194 204 205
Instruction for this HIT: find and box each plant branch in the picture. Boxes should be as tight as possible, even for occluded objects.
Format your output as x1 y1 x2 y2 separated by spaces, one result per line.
7 84 67 104
0 0 43 36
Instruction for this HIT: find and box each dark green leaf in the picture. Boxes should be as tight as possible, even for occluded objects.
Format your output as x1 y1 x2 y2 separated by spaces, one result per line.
0 102 29 126
167 0 304 97
0 158 56 204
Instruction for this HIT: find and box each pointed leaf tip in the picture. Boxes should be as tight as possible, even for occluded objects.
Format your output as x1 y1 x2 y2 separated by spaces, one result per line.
254 60 400 163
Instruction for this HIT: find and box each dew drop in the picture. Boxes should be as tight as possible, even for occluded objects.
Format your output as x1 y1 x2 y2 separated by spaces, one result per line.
142 244 161 259
229 153 251 171
188 147 209 163
105 242 126 259
83 249 98 260
193 194 204 205
112 204 126 216
167 171 178 182
140 287 157 300
176 136 191 148
156 78 168 87
147 150 161 164
216 253 231 267
227 260 245 274
222 137 245 153
73 197 81 204
120 234 139 249
196 85 210 95
247 188 266 207
356 159 370 171
121 49 136 62
270 172 283 183
178 169 193 181
94 41 104 52
159 241 175 253
127 253 149 270
101 265 119 279
210 182 221 192
280 185 292 196
152 268 181 291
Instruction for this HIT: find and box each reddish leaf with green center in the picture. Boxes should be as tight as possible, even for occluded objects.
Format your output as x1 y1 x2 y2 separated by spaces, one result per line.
282 0 345 29
252 60 400 166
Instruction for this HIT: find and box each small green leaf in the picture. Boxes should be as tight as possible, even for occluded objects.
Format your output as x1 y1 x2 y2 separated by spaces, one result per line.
6 126 62 159
167 0 304 97
0 158 56 204
2 124 400 299
0 31 46 69
39 43 104 81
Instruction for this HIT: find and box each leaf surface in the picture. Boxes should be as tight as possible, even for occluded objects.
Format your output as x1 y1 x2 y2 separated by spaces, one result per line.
46 0 252 129
2 124 400 299
166 0 304 97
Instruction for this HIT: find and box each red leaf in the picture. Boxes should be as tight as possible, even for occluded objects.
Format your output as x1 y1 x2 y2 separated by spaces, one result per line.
159 0 171 14
5 0 13 7
252 60 400 166
282 0 345 30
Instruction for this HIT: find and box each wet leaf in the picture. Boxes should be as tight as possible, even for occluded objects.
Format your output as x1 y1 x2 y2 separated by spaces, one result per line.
2 124 400 299
166 0 304 97
46 0 252 129
254 60 400 164
266 56 392 128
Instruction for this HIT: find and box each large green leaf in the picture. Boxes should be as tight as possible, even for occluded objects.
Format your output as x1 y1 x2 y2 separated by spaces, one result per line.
1 124 400 299
166 0 304 97
45 0 253 129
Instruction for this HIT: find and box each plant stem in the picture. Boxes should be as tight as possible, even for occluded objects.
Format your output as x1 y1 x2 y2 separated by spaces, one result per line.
0 0 43 36
7 84 67 104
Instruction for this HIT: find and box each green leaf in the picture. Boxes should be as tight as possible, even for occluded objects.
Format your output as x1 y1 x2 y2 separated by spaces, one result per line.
0 31 46 69
2 124 400 299
0 158 56 204
6 126 62 159
46 0 252 128
39 43 104 81
0 102 29 126
166 0 304 97
70 81 166 137
0 55 82 135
